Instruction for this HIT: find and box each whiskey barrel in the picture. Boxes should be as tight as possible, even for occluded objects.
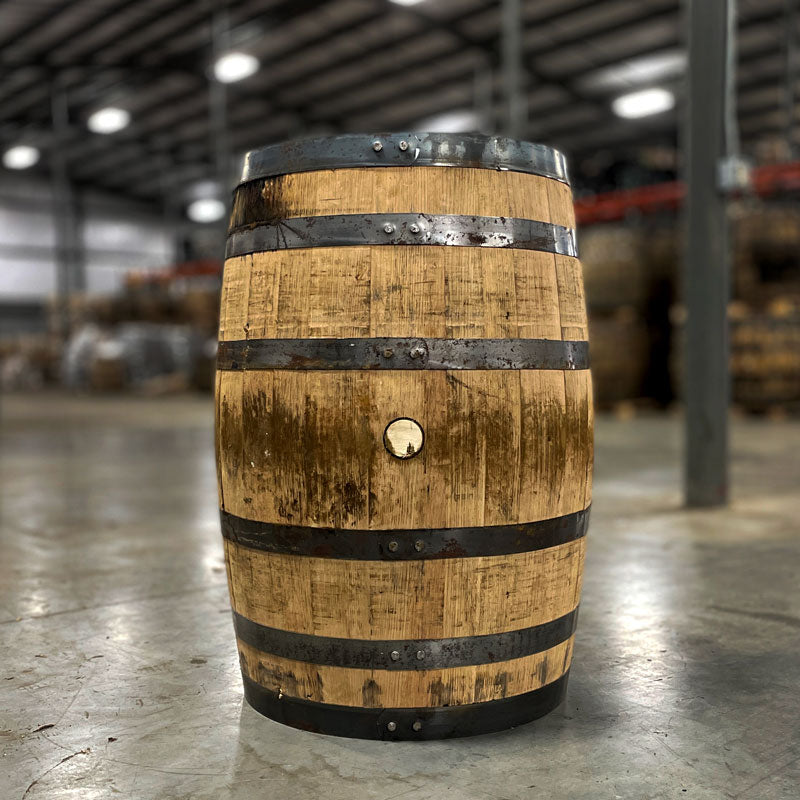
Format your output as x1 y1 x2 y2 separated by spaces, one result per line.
216 133 593 740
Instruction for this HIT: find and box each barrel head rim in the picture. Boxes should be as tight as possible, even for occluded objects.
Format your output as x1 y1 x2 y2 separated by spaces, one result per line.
237 132 570 187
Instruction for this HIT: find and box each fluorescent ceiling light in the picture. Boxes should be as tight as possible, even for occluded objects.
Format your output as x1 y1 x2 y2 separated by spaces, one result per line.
389 0 426 5
3 144 40 170
583 51 686 92
188 180 222 201
415 109 482 133
213 51 259 83
612 88 675 119
87 107 131 134
187 198 226 223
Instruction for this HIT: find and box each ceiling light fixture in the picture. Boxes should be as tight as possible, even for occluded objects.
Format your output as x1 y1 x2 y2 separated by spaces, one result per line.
582 51 686 92
414 109 483 132
389 0 426 5
2 144 40 170
213 51 259 83
612 88 675 119
187 198 226 223
87 107 131 134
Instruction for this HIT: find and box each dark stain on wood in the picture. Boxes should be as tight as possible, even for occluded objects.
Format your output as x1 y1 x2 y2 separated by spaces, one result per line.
229 178 291 233
361 678 381 707
236 384 372 526
427 678 455 707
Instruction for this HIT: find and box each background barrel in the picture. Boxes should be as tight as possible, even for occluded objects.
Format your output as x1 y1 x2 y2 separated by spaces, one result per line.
215 133 593 740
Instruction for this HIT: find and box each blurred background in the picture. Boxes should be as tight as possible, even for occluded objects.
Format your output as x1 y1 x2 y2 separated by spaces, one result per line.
0 0 798 409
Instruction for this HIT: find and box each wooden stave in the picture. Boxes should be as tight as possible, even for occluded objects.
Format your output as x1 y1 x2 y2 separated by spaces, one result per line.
216 369 592 529
229 165 576 234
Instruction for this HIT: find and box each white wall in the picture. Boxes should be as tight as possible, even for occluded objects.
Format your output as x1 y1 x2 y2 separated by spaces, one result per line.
0 174 175 301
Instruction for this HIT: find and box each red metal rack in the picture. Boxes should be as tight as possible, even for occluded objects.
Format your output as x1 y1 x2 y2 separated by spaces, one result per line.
574 161 800 226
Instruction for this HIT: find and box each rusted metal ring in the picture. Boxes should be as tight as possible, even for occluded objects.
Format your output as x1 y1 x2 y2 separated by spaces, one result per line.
234 607 577 671
225 214 577 258
216 337 589 371
240 670 569 740
239 133 569 185
221 506 589 560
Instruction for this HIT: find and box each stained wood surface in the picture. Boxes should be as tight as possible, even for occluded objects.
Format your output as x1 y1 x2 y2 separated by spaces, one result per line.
224 537 584 639
237 635 574 708
216 369 592 528
229 167 576 232
218 248 587 343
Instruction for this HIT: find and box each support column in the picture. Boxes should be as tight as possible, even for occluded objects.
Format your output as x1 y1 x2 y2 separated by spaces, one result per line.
474 57 493 134
501 0 525 139
50 83 85 336
210 7 232 191
683 0 736 507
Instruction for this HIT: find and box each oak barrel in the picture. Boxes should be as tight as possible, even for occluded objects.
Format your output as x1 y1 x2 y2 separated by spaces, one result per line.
216 133 593 740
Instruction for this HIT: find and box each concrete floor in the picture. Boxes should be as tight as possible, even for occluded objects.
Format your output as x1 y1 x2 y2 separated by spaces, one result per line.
1 393 799 800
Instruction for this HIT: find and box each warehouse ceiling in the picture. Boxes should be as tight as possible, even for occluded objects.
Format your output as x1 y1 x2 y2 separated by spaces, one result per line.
0 0 795 204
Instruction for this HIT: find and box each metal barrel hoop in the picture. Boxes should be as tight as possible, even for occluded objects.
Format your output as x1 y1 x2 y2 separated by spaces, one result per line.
221 506 590 560
239 133 570 185
217 337 589 371
225 213 577 258
234 608 578 671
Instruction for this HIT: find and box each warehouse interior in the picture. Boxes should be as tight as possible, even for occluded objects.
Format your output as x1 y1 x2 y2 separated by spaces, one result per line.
1 1 799 798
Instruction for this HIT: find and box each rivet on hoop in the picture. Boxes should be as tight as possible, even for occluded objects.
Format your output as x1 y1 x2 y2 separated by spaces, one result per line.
409 223 421 234
390 650 401 661
416 650 425 660
387 540 399 552
412 720 423 732
372 140 383 152
399 140 409 151
383 222 395 234
414 539 425 552
387 721 397 731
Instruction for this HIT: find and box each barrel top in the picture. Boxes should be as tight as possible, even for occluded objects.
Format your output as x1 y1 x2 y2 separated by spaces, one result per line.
239 133 570 186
